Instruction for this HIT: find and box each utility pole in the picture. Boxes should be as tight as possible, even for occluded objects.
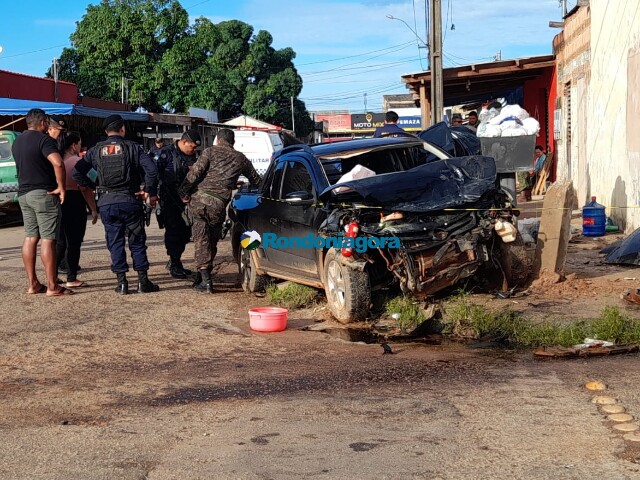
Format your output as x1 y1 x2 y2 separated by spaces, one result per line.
290 96 296 135
364 92 367 112
429 0 443 123
121 77 125 104
52 58 59 102
425 0 430 70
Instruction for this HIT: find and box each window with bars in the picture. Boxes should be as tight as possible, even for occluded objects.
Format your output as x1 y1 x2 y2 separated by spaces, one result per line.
564 82 572 143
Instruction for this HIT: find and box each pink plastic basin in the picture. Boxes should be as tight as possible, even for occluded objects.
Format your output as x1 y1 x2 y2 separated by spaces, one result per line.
249 307 288 332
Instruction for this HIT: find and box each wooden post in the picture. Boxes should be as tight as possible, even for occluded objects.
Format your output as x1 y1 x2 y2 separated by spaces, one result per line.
420 82 431 128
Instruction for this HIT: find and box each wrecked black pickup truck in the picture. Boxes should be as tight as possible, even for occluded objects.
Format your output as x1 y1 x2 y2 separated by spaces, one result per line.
230 136 525 323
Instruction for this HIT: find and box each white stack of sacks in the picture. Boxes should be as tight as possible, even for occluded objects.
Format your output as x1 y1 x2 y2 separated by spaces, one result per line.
477 104 540 138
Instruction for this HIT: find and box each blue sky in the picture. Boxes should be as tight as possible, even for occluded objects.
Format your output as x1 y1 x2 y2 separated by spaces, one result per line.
0 0 566 112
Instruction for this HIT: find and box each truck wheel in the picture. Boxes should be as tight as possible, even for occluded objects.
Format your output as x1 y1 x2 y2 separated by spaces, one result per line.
240 249 266 293
323 249 371 323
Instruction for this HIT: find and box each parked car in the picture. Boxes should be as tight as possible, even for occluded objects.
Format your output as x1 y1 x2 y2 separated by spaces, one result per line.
0 130 19 213
229 136 524 323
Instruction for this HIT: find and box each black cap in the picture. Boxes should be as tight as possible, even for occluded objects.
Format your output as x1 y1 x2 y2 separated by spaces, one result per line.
103 114 124 131
48 116 66 130
183 129 202 146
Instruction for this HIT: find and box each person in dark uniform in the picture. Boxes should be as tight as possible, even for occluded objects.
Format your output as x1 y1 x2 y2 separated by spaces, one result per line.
150 137 165 157
156 129 201 278
178 128 261 293
47 116 66 152
373 111 405 138
73 114 160 294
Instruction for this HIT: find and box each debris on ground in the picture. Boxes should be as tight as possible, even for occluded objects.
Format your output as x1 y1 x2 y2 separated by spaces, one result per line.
380 342 394 355
533 344 639 358
574 338 615 349
622 289 640 306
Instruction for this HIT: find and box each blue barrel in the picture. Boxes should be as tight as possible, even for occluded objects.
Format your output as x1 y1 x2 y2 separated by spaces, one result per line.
582 196 606 237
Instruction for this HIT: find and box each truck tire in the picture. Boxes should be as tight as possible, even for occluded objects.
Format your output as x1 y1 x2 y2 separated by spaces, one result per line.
240 248 267 293
323 249 371 323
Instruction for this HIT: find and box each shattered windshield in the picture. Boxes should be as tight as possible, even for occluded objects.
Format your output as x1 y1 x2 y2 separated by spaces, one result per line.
319 144 445 185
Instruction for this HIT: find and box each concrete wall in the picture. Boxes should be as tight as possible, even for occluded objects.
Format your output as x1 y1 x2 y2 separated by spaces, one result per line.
555 2 640 230
587 0 640 231
553 5 591 201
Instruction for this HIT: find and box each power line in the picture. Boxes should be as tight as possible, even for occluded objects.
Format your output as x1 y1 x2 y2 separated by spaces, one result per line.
301 56 422 79
301 82 402 102
0 43 69 60
412 0 427 70
296 41 414 66
300 46 415 76
184 0 212 9
301 59 422 83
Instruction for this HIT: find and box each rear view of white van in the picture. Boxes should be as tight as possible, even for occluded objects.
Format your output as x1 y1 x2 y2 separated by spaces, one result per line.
233 130 283 175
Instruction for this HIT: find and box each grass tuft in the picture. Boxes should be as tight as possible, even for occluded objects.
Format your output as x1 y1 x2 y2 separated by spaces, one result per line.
443 295 640 347
383 296 426 331
266 282 319 309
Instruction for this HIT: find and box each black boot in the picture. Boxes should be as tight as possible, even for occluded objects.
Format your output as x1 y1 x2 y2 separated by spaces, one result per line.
115 272 129 295
167 257 192 279
137 271 160 293
192 269 214 293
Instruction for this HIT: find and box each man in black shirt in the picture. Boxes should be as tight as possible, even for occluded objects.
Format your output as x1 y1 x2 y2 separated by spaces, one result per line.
12 108 70 296
373 111 406 138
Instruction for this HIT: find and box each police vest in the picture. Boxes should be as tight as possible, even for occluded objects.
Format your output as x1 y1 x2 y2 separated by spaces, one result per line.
157 145 195 186
96 138 138 194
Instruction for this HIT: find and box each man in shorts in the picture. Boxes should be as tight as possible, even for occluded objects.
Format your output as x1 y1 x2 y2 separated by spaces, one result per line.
12 108 71 296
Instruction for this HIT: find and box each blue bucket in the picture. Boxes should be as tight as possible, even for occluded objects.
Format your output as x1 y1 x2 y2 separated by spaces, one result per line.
582 196 606 237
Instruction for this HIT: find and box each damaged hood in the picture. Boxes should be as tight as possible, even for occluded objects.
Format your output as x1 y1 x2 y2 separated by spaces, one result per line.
319 155 497 212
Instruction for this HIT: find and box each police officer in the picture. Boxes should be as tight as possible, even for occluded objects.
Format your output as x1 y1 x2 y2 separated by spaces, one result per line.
73 114 160 294
150 137 164 157
179 128 261 293
156 129 201 278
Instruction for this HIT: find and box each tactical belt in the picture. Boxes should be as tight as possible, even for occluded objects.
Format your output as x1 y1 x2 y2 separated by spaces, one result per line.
198 191 230 205
96 187 135 196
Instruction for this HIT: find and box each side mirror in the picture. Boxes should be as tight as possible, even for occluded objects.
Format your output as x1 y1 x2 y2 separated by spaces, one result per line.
284 191 314 205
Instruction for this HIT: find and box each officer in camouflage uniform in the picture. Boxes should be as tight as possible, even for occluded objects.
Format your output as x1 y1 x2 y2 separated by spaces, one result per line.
155 129 201 278
73 114 159 294
178 128 261 293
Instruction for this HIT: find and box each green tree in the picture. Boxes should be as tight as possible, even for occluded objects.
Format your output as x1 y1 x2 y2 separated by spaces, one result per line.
49 0 313 136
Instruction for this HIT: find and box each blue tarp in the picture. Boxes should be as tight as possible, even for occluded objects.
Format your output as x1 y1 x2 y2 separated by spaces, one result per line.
0 97 149 122
73 105 149 122
0 98 73 115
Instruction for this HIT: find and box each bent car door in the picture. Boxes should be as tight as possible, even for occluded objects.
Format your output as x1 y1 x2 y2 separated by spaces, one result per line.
267 159 320 276
246 160 286 270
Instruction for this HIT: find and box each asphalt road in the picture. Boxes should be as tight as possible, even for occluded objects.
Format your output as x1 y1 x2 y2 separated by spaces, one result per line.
1 221 640 479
